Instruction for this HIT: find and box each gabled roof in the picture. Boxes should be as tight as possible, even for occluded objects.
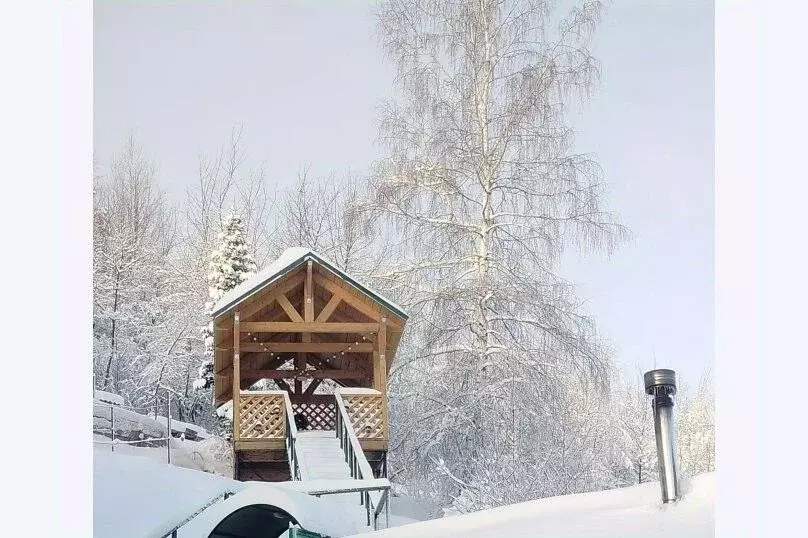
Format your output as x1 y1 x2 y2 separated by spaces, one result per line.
211 247 408 320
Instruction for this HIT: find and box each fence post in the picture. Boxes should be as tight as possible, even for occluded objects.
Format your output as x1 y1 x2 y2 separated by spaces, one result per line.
166 391 172 465
110 406 115 453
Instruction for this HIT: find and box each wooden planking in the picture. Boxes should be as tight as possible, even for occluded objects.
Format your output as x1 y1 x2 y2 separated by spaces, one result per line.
241 322 380 333
359 439 389 452
276 293 303 322
288 393 336 405
238 342 374 353
235 439 286 451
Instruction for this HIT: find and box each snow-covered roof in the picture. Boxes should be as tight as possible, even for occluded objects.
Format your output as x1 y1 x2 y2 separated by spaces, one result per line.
211 247 408 320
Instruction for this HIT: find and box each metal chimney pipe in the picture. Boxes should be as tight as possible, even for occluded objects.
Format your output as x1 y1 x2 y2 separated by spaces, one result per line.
644 368 680 503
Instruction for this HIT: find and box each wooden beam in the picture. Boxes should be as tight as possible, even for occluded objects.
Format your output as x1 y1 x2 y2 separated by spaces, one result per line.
248 369 368 380
300 261 314 393
276 293 303 323
376 317 388 440
304 260 314 322
238 342 374 353
304 379 322 395
314 274 404 330
239 273 306 320
288 394 336 405
313 274 382 321
241 322 380 333
233 311 241 441
274 379 292 393
316 294 342 322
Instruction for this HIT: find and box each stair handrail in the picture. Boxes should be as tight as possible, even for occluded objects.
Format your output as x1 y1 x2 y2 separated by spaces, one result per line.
282 391 301 481
334 390 390 530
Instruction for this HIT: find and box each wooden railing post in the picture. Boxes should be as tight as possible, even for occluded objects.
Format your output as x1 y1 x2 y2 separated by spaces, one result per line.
233 311 240 441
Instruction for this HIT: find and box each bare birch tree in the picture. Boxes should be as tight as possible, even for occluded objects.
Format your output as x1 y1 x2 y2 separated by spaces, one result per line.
370 0 628 511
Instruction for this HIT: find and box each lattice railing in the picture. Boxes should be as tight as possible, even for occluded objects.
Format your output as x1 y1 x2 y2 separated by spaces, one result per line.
292 401 336 431
339 389 386 441
238 392 285 440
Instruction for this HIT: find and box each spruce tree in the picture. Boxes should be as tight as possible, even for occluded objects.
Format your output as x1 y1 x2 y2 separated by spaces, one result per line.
194 212 257 391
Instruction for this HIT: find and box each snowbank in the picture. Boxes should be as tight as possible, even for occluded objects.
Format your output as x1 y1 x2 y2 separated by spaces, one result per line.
180 482 368 537
94 390 124 406
93 433 232 477
347 473 715 537
93 403 167 441
93 451 242 538
154 415 210 439
94 451 370 537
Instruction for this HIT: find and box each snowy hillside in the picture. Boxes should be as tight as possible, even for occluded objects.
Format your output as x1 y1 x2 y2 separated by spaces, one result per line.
347 473 715 537
94 451 395 537
93 392 232 477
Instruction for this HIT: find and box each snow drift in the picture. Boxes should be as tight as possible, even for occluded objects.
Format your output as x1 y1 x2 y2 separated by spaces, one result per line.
347 473 715 537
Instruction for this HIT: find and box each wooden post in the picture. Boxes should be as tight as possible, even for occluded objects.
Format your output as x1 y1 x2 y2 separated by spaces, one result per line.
375 318 389 441
304 260 314 322
297 260 314 394
233 311 241 441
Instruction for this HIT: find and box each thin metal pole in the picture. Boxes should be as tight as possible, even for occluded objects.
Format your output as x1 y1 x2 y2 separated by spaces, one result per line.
166 391 172 465
110 406 115 453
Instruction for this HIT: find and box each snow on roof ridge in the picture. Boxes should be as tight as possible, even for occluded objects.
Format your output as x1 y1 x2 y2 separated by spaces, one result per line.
211 246 407 318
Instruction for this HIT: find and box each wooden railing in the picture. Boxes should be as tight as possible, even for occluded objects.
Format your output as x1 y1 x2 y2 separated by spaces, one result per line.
282 392 300 481
335 389 390 530
338 388 388 450
236 390 301 481
237 391 286 440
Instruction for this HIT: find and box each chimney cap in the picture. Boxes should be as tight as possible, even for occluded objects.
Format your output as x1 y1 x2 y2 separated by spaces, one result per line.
644 368 677 394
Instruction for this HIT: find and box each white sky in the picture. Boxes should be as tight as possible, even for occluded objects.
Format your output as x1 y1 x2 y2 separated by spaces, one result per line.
94 0 713 386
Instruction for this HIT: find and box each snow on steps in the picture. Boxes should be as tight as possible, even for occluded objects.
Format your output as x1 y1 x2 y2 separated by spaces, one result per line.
296 430 353 482
294 430 380 528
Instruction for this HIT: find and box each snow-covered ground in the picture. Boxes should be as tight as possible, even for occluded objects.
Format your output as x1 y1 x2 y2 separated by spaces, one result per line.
94 451 372 537
347 473 715 537
94 450 241 538
93 390 232 476
94 438 712 538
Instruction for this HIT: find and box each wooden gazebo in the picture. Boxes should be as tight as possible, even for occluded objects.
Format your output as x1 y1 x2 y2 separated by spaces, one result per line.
211 247 407 481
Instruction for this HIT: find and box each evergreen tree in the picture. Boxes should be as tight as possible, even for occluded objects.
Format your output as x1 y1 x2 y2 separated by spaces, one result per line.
194 212 257 391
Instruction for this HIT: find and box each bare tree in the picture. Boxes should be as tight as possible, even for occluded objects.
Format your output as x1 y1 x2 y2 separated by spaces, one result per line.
184 126 275 267
93 135 179 394
370 0 628 511
276 168 386 277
